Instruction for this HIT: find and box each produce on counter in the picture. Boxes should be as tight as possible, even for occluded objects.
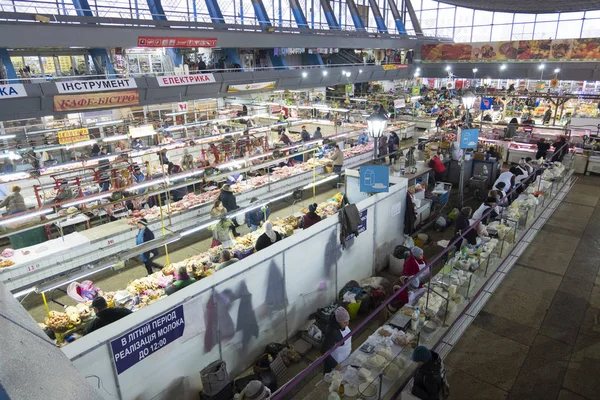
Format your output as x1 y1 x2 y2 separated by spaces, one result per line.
126 141 372 225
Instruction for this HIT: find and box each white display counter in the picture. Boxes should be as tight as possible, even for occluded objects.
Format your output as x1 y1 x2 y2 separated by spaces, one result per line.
61 175 409 400
0 149 375 292
398 116 437 130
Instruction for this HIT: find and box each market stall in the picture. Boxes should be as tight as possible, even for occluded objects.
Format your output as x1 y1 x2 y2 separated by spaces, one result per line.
294 159 574 400
58 174 408 400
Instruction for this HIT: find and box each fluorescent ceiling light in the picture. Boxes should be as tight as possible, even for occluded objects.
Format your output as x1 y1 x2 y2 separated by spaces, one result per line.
180 221 216 237
102 134 129 142
0 135 16 140
13 287 36 298
27 128 59 135
66 139 96 149
302 175 338 190
96 119 124 126
61 193 111 208
130 179 164 191
164 111 187 116
0 208 53 225
130 131 157 139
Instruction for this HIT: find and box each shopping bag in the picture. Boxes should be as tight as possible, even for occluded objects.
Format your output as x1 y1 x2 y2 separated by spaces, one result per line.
200 360 229 396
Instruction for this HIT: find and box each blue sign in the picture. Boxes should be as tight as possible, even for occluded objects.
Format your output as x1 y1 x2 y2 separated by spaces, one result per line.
346 209 368 241
480 97 493 110
111 305 185 374
360 165 389 193
460 129 480 149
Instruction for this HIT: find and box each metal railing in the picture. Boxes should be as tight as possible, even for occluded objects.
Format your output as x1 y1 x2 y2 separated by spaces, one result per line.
0 8 450 40
1 62 402 84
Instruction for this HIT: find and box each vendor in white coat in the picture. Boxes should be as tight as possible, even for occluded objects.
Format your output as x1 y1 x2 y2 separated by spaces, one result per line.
321 307 352 374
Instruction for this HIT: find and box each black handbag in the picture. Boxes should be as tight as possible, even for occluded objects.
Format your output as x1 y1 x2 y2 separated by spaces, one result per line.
201 360 230 396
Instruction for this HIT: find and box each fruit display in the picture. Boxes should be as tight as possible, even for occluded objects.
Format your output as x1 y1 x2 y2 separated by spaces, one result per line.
571 38 600 60
126 274 161 295
45 311 71 332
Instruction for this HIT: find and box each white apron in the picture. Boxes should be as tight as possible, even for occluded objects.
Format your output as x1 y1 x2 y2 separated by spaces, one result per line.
331 327 352 364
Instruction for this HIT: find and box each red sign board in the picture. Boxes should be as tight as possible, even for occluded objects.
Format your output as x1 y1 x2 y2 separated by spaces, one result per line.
137 36 217 48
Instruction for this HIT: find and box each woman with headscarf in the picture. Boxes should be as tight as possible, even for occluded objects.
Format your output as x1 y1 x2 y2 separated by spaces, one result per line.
219 184 238 212
209 217 235 248
321 306 351 373
254 221 282 251
402 247 428 285
234 380 271 400
298 203 321 229
165 266 196 295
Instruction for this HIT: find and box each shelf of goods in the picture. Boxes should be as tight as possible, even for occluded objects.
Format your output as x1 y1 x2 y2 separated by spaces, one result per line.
308 162 572 400
59 175 410 400
478 123 589 166
0 139 382 292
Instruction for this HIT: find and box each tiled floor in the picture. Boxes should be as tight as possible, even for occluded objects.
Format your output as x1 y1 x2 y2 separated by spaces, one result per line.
444 174 600 400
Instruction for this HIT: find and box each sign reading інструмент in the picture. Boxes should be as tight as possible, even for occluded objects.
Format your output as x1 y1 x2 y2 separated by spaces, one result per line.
56 78 137 94
110 305 185 374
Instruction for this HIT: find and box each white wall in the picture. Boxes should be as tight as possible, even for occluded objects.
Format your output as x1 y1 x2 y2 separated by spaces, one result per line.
62 176 408 400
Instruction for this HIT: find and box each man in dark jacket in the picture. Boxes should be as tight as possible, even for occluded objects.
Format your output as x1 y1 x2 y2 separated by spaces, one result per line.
300 125 311 142
218 184 238 212
85 296 132 334
411 345 448 400
136 218 161 274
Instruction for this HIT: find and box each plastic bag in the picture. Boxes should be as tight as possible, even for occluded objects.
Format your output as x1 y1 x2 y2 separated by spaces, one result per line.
343 292 357 303
403 234 414 249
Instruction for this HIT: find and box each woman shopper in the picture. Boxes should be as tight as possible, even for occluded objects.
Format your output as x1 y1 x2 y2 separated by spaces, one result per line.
298 203 321 229
411 345 449 400
0 185 26 215
429 152 446 182
321 307 352 373
210 217 235 248
136 218 162 275
388 131 400 164
255 221 282 251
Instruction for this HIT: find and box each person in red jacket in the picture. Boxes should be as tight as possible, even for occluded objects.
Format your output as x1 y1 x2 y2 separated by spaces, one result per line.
402 246 428 284
429 152 447 182
299 203 322 229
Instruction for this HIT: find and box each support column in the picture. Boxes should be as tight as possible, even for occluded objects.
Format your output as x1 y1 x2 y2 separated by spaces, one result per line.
302 51 324 65
0 49 17 80
319 0 340 30
268 49 288 69
71 0 116 75
146 0 182 67
205 0 225 23
204 0 243 70
251 0 272 27
89 49 116 77
369 0 388 33
388 0 407 34
345 0 365 31
404 0 422 35
289 0 309 28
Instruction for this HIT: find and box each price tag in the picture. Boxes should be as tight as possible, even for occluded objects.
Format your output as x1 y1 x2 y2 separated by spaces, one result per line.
26 264 40 273
107 239 115 247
